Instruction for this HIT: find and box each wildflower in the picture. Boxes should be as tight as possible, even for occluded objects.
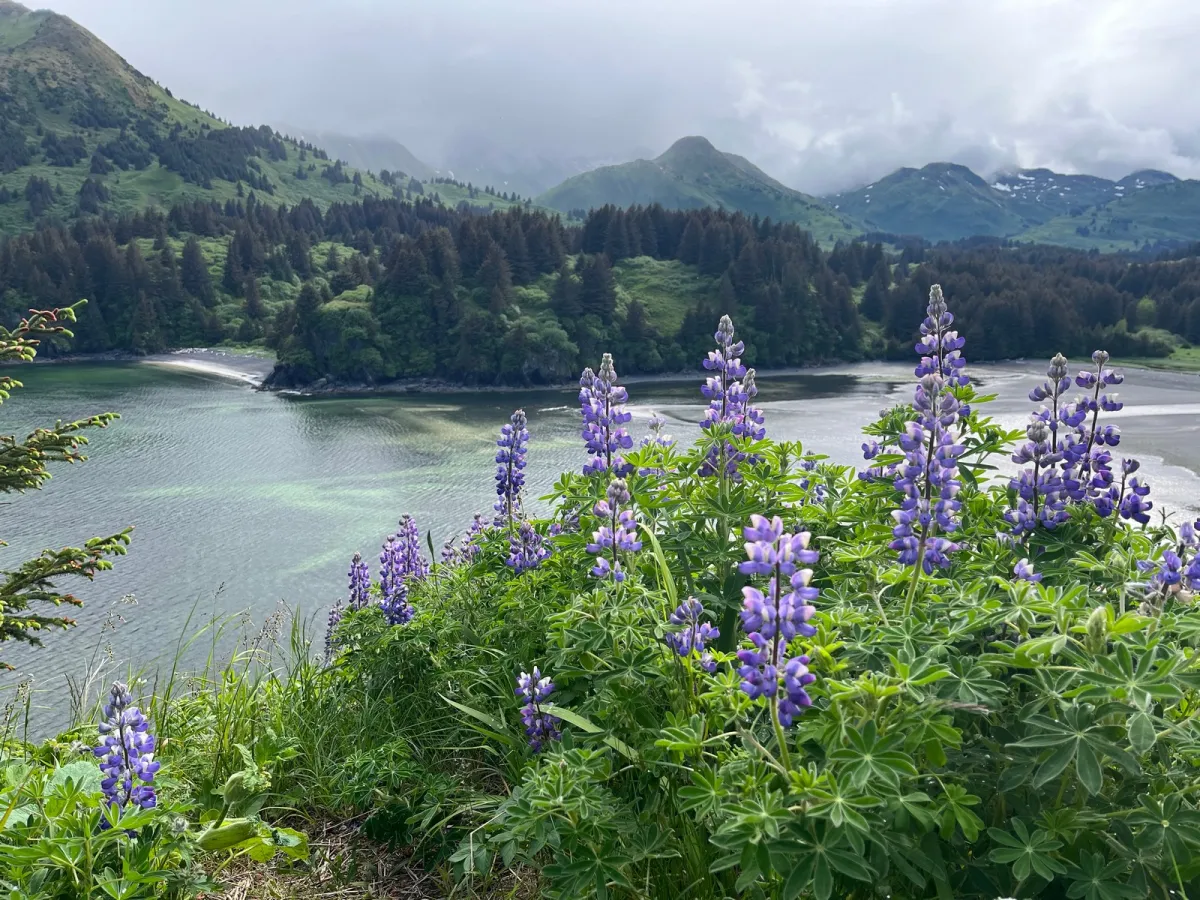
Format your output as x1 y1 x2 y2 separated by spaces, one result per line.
890 372 964 574
324 599 343 662
494 410 530 529
515 667 561 752
664 597 720 673
799 457 827 504
463 513 489 561
736 515 819 727
587 478 642 581
93 682 159 818
1029 353 1071 451
579 354 633 476
1061 350 1128 512
1013 558 1042 583
507 520 551 573
347 552 371 610
1005 418 1067 536
699 315 765 479
378 532 415 625
396 514 430 580
915 284 969 392
638 413 675 477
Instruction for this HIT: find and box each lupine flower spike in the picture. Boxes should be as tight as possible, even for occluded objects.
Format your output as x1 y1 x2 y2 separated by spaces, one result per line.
379 531 415 625
348 552 371 610
494 410 530 530
508 520 551 573
699 315 765 480
515 667 561 752
1005 418 1067 537
664 597 719 672
737 515 819 733
915 284 969 418
579 354 633 476
324 599 344 662
587 478 642 581
94 682 159 820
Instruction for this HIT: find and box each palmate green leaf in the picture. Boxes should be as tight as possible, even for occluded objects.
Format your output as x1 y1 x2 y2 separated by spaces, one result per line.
987 819 1066 882
826 720 918 790
1064 851 1141 900
677 769 726 818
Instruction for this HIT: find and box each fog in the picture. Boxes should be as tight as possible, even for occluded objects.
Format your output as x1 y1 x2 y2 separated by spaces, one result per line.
37 0 1200 194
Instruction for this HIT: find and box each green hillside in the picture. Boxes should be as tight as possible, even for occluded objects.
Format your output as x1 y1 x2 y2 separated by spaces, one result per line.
1018 180 1200 251
537 136 861 243
277 127 433 179
0 1 444 234
828 160 1200 250
827 163 1028 242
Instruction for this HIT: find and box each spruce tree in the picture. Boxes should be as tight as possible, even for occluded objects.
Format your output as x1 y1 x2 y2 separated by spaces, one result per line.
0 304 129 666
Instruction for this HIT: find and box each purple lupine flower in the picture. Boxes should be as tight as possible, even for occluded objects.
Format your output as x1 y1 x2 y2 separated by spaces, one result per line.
587 478 642 581
889 372 964 574
664 597 720 673
441 538 459 564
324 599 343 662
915 284 969 396
93 682 159 818
699 315 765 480
1014 558 1042 583
1120 475 1153 524
463 513 490 561
1029 353 1071 451
799 457 827 505
515 667 561 752
378 532 415 625
348 552 371 610
579 354 634 477
549 507 581 537
1004 418 1068 536
398 514 429 579
507 520 551 573
736 515 819 727
637 413 675 477
494 409 530 530
1060 350 1127 512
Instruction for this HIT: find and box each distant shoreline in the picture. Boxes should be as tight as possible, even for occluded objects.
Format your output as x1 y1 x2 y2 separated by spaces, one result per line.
24 348 1200 398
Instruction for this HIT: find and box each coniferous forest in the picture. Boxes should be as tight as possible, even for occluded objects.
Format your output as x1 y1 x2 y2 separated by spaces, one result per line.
3 197 1199 387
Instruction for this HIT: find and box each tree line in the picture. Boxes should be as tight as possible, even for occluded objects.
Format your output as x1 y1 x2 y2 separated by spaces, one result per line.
2 197 1198 386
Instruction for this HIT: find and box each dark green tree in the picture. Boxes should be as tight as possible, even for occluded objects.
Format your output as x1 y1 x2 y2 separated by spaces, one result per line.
0 304 129 666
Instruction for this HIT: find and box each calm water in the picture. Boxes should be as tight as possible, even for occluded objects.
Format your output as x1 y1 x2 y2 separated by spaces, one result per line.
4 358 1199 729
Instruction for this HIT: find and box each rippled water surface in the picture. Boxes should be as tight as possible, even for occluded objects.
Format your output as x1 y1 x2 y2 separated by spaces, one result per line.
5 358 1199 728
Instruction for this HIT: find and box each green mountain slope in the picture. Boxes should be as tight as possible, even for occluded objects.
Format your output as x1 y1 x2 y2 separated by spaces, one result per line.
828 160 1200 249
826 163 1028 242
1019 179 1200 251
537 136 861 242
0 0 413 234
278 127 433 179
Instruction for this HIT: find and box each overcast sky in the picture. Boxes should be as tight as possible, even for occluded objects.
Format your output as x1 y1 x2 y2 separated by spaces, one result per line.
36 0 1200 194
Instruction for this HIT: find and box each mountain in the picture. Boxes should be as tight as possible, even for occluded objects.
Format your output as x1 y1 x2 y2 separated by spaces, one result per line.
826 163 1033 242
538 136 860 242
276 126 432 180
0 0 406 234
826 160 1200 249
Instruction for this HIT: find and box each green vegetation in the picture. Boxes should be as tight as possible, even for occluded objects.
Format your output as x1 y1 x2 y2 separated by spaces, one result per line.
538 136 862 243
6 299 1200 898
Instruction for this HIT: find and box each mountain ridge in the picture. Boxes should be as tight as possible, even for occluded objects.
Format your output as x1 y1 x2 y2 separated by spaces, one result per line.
537 135 862 242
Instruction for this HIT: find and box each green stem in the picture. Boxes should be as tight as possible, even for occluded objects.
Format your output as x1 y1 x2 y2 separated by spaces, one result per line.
770 699 793 772
903 546 924 618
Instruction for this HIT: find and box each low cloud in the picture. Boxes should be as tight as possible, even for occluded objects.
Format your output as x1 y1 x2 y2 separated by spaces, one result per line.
41 0 1200 193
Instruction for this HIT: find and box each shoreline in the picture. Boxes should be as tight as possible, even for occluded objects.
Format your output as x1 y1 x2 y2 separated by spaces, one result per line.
25 349 1200 397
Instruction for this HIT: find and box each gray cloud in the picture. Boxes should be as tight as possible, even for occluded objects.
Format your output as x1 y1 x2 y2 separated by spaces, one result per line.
37 0 1200 194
